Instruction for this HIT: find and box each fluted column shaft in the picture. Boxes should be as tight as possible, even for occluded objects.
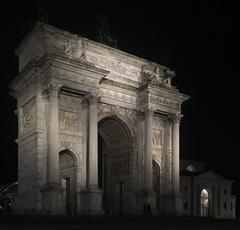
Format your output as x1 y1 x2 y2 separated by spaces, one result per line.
46 83 60 185
88 95 99 187
172 114 181 194
144 109 153 190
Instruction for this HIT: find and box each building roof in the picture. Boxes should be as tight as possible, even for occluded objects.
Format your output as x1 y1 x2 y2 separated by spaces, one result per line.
181 170 234 183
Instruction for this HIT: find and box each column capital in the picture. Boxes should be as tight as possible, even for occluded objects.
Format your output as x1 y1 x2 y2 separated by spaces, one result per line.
85 89 102 105
141 108 155 118
41 82 62 100
169 114 182 124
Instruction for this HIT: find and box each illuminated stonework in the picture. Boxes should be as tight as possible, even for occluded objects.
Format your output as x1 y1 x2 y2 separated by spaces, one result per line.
9 22 189 215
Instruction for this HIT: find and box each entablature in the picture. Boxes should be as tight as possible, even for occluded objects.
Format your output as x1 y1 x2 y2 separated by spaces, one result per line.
137 84 189 114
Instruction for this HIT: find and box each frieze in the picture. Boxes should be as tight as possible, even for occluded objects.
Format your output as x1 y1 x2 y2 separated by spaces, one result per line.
53 68 96 87
59 110 82 135
150 95 179 109
86 51 140 81
101 78 137 92
59 94 83 110
101 88 136 104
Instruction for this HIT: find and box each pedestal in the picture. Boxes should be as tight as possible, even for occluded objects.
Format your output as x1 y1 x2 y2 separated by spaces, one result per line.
41 183 65 215
141 190 157 215
79 187 104 215
162 193 183 215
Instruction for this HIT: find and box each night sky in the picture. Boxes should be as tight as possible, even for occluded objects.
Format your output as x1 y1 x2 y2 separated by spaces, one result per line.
0 0 238 199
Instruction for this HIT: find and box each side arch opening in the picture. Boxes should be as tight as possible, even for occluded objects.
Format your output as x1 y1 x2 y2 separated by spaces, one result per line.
59 150 77 215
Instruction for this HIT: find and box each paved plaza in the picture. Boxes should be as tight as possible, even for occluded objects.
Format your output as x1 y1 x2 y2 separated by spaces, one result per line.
0 216 239 230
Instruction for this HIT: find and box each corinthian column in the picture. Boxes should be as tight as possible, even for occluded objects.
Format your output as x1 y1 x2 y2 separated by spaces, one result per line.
172 114 181 195
142 108 157 214
144 109 154 191
88 93 99 188
41 82 64 215
81 90 103 215
46 83 60 185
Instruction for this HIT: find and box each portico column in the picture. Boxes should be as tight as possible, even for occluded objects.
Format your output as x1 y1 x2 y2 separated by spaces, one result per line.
47 83 60 185
41 82 64 215
142 108 157 214
80 91 103 215
144 109 153 190
172 114 181 195
88 94 99 187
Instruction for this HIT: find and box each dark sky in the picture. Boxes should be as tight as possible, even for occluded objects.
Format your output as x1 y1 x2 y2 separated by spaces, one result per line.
0 0 238 193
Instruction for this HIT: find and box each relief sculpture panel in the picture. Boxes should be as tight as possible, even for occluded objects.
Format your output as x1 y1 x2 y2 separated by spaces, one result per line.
152 129 162 148
152 129 163 161
22 98 36 133
59 110 82 135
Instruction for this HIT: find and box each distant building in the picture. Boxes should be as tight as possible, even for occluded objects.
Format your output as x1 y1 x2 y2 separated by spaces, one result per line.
180 160 236 219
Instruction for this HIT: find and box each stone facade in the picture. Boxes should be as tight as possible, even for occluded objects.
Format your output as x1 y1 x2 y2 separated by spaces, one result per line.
180 160 236 219
9 22 189 215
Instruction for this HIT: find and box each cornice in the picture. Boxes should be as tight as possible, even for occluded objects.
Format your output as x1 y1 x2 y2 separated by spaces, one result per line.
139 84 190 103
101 79 138 92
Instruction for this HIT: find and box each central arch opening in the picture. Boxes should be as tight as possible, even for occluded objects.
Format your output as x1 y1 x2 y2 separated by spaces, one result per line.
98 116 133 215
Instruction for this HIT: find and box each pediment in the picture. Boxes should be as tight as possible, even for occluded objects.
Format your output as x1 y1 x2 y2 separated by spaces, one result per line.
196 170 226 181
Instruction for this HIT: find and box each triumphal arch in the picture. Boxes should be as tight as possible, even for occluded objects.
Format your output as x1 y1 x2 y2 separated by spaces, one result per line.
9 22 189 215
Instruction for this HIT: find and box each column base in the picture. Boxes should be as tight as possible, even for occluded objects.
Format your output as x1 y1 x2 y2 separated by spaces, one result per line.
141 189 157 215
40 183 65 215
79 186 104 215
162 193 183 215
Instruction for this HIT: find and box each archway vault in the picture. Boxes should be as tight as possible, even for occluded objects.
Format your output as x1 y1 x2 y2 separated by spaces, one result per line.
98 111 136 141
98 116 135 215
98 116 133 149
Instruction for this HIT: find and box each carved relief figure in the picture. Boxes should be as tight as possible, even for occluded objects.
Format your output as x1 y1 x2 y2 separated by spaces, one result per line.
59 111 81 134
143 65 174 88
22 98 36 131
152 130 162 148
64 39 85 59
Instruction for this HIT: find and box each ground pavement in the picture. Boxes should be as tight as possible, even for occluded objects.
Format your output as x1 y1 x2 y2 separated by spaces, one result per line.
0 215 240 230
